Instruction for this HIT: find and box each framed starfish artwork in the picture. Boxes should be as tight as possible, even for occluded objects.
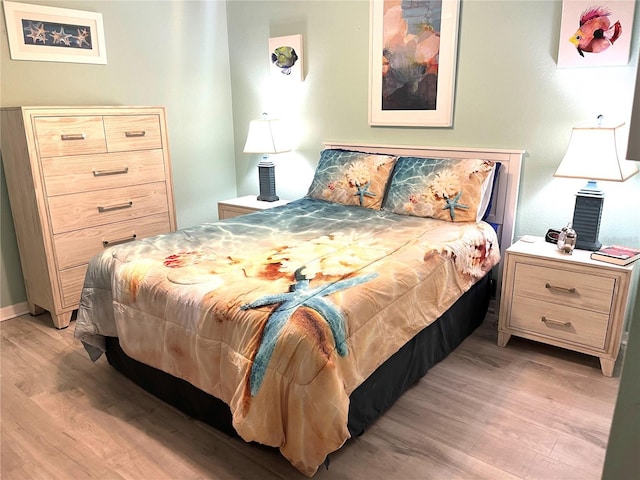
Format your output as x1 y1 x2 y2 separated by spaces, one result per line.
2 1 107 64
557 0 635 67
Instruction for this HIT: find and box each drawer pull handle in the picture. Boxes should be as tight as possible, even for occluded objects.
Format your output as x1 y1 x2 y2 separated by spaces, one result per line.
60 133 86 141
541 316 572 328
125 130 146 138
93 167 129 177
97 201 133 213
545 283 576 294
103 234 137 247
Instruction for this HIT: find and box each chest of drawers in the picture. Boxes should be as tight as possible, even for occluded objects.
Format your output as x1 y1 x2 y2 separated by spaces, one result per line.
1 106 176 328
497 238 635 376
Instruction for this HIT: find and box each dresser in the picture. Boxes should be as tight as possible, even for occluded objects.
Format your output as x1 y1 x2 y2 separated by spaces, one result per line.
497 238 635 376
218 195 290 219
1 106 176 329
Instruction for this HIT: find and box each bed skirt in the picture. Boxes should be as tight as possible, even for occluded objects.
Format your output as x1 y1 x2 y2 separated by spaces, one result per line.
105 273 490 449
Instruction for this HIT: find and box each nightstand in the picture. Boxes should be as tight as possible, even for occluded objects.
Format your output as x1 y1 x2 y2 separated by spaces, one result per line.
498 237 635 376
218 195 291 220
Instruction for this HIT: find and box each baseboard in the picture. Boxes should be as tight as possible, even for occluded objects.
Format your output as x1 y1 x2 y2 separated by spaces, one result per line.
0 302 30 322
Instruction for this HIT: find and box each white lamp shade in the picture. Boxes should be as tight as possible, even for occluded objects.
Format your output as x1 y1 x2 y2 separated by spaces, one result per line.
243 117 291 154
554 122 638 182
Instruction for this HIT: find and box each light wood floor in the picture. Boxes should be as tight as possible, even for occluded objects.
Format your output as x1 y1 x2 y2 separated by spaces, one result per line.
1 312 620 480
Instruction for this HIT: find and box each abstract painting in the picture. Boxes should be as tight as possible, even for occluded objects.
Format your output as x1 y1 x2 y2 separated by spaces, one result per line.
3 1 107 64
557 0 635 67
369 0 460 127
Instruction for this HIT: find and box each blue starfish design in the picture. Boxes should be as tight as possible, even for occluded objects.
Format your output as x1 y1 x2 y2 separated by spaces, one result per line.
353 181 376 206
241 267 378 396
442 191 469 220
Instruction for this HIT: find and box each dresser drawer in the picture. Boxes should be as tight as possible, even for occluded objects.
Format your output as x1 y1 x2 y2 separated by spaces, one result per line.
510 295 608 349
53 213 171 270
513 263 614 314
42 150 167 196
34 116 107 157
49 182 170 234
104 115 162 152
59 264 88 308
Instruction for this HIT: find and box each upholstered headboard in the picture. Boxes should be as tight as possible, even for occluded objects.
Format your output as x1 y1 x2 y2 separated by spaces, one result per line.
323 142 525 309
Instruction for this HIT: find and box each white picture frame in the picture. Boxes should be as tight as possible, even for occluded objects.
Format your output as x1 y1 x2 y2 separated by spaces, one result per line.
2 1 107 64
368 0 460 127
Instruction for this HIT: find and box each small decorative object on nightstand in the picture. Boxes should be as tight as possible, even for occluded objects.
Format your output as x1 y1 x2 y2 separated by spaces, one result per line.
218 195 290 220
498 237 635 376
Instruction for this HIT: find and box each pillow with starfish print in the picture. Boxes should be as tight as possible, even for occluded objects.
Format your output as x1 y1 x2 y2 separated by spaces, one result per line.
306 149 397 210
383 157 496 222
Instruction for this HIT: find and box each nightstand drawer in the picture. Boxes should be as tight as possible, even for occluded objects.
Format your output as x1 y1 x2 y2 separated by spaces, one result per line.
35 116 107 157
513 263 614 314
42 150 166 196
510 296 608 349
104 115 162 152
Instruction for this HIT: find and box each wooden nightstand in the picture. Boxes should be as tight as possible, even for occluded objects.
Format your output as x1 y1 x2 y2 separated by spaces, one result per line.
498 237 635 376
217 195 291 220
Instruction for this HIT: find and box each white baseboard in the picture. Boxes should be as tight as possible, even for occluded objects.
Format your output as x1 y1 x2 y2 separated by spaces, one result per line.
0 302 30 322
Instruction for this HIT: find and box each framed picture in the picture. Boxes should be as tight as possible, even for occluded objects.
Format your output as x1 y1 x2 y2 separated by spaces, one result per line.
557 0 635 68
369 0 460 127
2 1 107 64
269 34 303 82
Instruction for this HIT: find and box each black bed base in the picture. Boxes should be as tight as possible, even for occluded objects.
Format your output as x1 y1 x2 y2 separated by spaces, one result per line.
105 274 490 442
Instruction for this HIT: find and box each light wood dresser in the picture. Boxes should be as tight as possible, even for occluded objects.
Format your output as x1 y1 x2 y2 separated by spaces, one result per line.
1 106 176 329
498 238 635 376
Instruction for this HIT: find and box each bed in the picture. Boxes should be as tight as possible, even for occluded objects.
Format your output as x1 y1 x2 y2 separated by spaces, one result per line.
75 142 524 476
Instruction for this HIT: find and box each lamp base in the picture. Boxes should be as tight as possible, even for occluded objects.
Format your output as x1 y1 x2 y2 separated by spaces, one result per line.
257 159 279 202
571 184 604 251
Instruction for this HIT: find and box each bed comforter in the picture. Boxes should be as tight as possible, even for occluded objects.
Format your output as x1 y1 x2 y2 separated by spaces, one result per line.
75 197 500 476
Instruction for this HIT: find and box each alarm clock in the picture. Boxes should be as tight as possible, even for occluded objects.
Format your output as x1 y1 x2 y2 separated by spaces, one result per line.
557 223 577 255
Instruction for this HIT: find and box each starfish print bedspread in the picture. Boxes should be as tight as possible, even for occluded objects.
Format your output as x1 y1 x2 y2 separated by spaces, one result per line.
75 197 500 476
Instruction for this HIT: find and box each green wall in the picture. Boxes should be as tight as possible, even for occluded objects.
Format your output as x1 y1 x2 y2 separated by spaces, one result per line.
0 0 237 308
227 0 639 249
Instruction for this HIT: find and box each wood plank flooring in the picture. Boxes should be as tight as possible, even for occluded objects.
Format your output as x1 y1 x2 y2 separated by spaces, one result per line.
1 312 620 479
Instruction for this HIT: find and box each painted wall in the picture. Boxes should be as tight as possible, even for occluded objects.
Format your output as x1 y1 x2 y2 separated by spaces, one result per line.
0 0 236 308
227 0 640 249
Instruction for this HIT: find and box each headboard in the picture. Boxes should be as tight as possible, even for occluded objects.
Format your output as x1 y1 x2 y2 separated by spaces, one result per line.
323 142 526 310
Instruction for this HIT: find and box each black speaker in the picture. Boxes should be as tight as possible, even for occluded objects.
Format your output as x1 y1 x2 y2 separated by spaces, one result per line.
571 190 604 251
257 160 279 202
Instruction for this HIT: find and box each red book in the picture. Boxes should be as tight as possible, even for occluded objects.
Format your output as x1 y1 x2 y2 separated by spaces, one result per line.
591 245 640 266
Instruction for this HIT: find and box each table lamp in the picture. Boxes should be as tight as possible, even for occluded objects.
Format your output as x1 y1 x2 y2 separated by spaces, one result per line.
243 113 291 202
554 116 638 251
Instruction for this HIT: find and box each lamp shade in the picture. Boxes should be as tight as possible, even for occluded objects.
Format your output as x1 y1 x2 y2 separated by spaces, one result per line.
554 121 638 181
243 116 291 154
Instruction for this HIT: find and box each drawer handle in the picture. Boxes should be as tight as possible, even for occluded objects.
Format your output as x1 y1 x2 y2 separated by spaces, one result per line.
60 133 86 141
125 130 146 138
103 234 137 247
93 167 129 177
97 201 133 213
545 282 576 294
541 316 572 328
